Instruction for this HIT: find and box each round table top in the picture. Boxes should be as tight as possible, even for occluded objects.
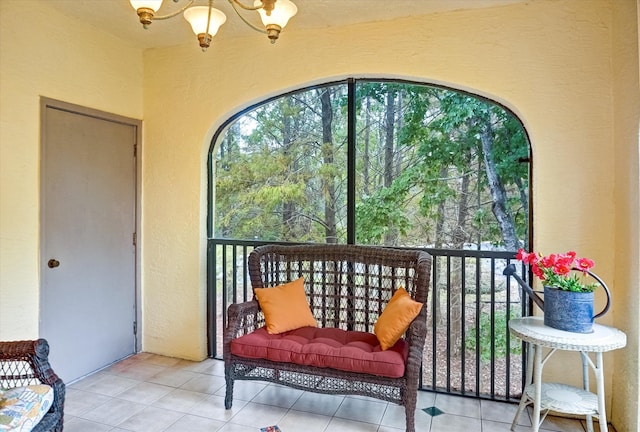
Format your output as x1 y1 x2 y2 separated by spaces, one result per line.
509 317 627 352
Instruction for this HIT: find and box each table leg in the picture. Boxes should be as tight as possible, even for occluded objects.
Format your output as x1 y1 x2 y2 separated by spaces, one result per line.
532 343 542 432
511 341 534 431
582 352 594 432
595 352 608 432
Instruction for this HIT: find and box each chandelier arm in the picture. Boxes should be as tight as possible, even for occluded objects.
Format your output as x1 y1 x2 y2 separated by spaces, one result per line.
229 0 264 11
228 0 268 34
153 0 195 20
205 0 213 37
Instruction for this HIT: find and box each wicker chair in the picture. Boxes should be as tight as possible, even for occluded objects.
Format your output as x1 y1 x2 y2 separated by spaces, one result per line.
224 244 432 432
0 339 65 432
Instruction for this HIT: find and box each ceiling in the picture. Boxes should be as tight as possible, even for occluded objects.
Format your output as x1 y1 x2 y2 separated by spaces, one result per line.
47 0 526 50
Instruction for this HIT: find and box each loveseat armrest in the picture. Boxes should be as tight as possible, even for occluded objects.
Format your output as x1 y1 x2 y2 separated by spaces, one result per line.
223 300 264 359
405 312 428 375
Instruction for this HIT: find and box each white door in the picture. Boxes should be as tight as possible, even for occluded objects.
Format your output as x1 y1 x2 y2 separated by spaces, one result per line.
40 99 139 383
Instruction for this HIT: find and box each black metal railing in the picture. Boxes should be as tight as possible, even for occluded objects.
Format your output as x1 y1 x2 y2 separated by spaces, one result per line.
207 238 529 401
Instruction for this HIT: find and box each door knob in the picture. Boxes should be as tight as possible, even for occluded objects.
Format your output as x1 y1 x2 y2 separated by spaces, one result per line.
47 259 60 268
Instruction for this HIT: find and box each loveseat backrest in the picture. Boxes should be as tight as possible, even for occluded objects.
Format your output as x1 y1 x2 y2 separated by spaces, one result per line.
248 244 432 333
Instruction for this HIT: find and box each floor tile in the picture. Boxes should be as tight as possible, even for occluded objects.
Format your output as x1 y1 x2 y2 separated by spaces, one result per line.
113 362 167 381
151 388 209 412
60 355 592 432
483 419 535 431
377 427 405 432
251 383 304 408
215 380 267 401
537 414 587 431
176 358 224 375
430 413 482 432
481 399 531 426
73 374 139 397
381 403 432 431
147 368 199 387
290 391 344 416
69 371 111 390
163 414 226 432
179 374 226 394
116 382 173 405
325 416 379 431
80 397 146 426
216 423 257 432
227 401 288 428
333 396 388 424
434 393 481 418
277 409 332 432
64 388 112 416
144 354 182 367
187 394 248 421
115 405 184 432
64 417 113 432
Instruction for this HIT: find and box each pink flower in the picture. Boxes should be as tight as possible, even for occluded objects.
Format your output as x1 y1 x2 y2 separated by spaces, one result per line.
540 254 557 268
556 252 575 267
553 263 571 275
532 263 545 279
576 257 594 272
515 249 597 292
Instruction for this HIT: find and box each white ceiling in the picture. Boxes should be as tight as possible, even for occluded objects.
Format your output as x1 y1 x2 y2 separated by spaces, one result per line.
47 0 526 50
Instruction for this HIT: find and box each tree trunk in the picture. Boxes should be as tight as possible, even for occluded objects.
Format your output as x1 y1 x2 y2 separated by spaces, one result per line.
383 90 397 246
431 165 449 327
515 176 529 248
319 89 337 243
363 96 371 196
282 100 296 240
479 123 521 251
450 156 471 355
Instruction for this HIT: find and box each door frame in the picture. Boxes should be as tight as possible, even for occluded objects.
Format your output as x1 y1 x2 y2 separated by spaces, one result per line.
39 97 142 353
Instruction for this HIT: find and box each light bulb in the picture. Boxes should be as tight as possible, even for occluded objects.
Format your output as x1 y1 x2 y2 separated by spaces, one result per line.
255 0 297 29
130 0 163 13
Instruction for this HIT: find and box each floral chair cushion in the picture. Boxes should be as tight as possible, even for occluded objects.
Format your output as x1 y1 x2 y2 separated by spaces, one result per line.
0 385 54 431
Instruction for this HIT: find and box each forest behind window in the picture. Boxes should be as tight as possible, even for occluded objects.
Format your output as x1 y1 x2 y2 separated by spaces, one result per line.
213 80 529 251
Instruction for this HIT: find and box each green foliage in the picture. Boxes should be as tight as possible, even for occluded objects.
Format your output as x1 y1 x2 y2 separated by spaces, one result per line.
214 80 530 250
465 310 522 362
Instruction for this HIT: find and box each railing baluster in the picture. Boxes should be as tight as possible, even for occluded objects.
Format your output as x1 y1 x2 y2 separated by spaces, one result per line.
446 255 451 393
461 255 466 396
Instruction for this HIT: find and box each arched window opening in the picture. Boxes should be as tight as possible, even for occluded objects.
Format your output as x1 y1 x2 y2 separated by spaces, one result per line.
211 79 530 250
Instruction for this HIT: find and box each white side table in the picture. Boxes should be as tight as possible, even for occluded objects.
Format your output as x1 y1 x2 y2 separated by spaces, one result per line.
508 317 626 432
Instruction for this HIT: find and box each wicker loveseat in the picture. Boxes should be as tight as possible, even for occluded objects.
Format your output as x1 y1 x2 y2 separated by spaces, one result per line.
224 244 432 432
0 339 65 432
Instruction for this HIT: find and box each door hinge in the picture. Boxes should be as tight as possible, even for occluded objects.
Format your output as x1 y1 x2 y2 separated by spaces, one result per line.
133 144 137 158
132 232 137 246
133 321 137 335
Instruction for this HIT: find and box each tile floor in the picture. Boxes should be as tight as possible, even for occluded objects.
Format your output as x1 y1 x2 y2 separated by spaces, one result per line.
64 353 612 432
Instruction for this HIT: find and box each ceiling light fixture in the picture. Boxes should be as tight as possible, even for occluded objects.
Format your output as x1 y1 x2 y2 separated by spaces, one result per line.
129 0 297 51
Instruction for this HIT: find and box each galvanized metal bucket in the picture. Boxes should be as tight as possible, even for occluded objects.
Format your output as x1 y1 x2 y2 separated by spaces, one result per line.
503 264 611 333
543 287 595 333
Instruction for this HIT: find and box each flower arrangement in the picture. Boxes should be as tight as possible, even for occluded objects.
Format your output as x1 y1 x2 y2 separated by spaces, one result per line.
516 248 598 293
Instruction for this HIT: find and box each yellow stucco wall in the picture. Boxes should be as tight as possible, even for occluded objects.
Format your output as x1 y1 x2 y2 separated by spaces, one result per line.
1 0 638 429
141 0 639 429
0 0 144 337
611 1 640 428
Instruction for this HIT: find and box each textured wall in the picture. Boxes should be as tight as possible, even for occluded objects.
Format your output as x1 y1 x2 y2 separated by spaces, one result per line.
141 1 638 429
1 0 638 429
0 1 143 338
611 1 640 430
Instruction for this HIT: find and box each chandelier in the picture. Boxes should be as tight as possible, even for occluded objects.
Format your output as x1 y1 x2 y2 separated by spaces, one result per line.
129 0 297 51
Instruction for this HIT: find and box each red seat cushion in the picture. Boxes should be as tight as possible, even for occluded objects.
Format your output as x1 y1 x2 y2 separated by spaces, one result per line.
230 326 409 378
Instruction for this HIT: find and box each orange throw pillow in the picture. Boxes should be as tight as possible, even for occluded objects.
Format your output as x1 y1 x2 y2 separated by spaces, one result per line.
374 287 423 350
254 277 317 334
